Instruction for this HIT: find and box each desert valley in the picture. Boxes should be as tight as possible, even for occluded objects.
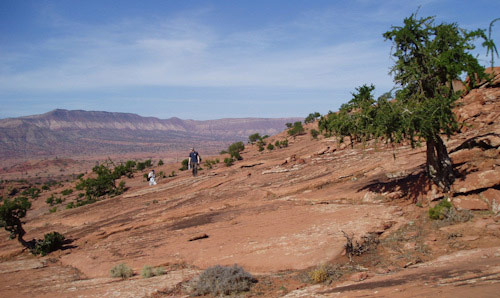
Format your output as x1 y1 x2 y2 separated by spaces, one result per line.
0 69 499 297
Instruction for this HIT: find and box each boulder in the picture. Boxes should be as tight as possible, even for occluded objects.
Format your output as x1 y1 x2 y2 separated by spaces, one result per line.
453 169 500 193
452 194 489 211
480 188 500 214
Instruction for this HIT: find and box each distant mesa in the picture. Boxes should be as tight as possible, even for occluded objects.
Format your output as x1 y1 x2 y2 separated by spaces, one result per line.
0 109 302 160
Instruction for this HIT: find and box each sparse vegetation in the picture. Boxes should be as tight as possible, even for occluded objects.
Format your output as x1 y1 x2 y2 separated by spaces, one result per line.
305 112 321 124
248 133 262 144
228 141 245 160
342 231 379 262
179 159 189 171
310 129 319 139
61 188 73 196
110 263 134 279
31 231 65 256
224 157 234 167
204 159 219 169
158 159 164 166
428 199 453 220
287 121 305 137
267 143 275 151
190 265 257 297
141 265 165 278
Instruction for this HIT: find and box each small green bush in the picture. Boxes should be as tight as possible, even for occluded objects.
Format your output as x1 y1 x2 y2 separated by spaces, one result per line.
141 265 165 278
179 159 189 171
248 133 262 144
267 143 275 151
32 231 65 256
49 206 57 213
280 139 289 147
61 188 73 196
224 157 234 167
429 199 452 220
158 159 164 166
191 265 257 296
288 121 305 136
110 263 134 279
310 129 319 139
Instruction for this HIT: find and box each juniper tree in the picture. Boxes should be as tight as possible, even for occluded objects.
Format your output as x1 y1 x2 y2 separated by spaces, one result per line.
0 196 31 247
382 13 492 191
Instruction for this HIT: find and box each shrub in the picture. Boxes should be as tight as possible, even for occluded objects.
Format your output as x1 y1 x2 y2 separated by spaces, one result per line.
141 265 165 278
310 129 319 139
248 133 262 144
204 159 217 169
429 199 453 220
179 159 189 171
46 195 55 206
309 266 329 284
275 140 281 148
61 188 73 196
228 142 245 160
280 139 289 147
0 196 31 241
305 112 321 124
288 121 305 136
257 139 266 152
191 265 257 296
110 263 134 279
158 159 164 166
31 231 65 256
285 122 293 128
22 187 41 199
224 157 234 167
49 206 57 213
267 143 275 151
169 171 176 177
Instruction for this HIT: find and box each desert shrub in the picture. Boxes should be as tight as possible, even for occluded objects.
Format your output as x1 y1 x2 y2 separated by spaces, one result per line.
342 231 379 261
191 265 257 296
285 122 293 128
257 139 266 152
76 162 127 202
274 140 280 148
288 121 305 136
31 231 65 256
179 159 189 171
305 112 321 124
49 206 57 213
22 187 41 199
158 159 164 166
280 139 289 148
141 265 165 278
309 266 329 284
310 129 319 139
0 196 31 241
228 142 245 160
61 188 73 196
428 199 453 220
41 185 50 191
267 143 275 151
206 159 218 169
224 157 234 167
46 195 55 206
66 202 74 209
110 263 134 279
169 171 176 177
248 133 262 144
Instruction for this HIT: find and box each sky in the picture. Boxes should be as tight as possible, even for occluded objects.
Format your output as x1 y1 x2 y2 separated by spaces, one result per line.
1 0 499 120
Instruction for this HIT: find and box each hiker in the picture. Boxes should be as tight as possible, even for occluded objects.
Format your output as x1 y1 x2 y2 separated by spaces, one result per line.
148 169 157 186
188 148 201 177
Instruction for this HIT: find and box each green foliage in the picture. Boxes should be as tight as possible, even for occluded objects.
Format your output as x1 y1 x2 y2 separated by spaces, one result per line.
190 265 257 297
305 112 321 124
46 195 55 206
274 140 280 148
0 196 31 241
248 133 262 144
136 159 152 171
483 18 499 69
169 170 176 177
110 263 134 279
285 122 293 128
49 206 57 213
287 121 305 137
21 187 40 200
32 231 65 256
179 159 189 171
267 143 275 151
204 159 218 169
224 157 234 167
428 199 453 220
61 188 73 196
158 159 164 166
280 139 289 148
228 141 245 160
141 265 165 278
257 139 266 152
310 129 319 139
73 161 129 207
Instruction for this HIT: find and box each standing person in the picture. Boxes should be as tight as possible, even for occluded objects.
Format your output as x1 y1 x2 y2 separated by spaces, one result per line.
188 148 201 177
148 169 157 186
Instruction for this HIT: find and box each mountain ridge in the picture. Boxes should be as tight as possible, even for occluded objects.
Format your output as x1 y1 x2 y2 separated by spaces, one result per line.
0 109 303 160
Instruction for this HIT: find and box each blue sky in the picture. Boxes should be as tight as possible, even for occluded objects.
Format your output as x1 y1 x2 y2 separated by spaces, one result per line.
1 0 498 120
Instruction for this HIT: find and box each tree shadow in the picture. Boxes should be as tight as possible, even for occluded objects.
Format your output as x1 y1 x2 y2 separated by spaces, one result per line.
358 165 434 203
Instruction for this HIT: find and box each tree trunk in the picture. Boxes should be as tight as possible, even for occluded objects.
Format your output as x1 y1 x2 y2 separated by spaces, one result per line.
426 134 455 191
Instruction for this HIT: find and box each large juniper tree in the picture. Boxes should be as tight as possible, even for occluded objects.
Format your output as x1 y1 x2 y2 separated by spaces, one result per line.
382 13 490 191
